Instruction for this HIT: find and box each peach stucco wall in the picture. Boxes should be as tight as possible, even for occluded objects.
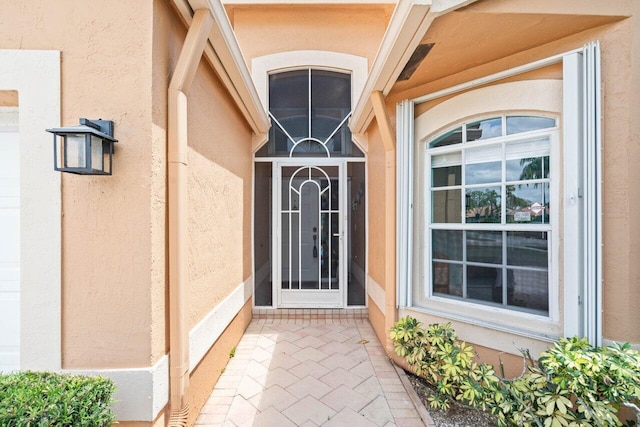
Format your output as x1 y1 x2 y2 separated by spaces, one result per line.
153 0 254 347
387 6 640 345
0 0 158 368
228 5 391 69
0 0 256 371
366 121 387 290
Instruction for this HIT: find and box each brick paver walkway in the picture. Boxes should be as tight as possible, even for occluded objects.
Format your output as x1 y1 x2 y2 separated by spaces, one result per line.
195 316 426 426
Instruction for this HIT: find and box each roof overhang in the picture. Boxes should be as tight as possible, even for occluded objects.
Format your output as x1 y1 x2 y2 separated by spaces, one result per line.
171 0 270 135
349 0 477 134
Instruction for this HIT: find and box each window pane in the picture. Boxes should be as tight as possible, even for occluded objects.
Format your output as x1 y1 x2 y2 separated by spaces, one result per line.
506 116 555 135
466 117 502 142
269 70 309 140
432 230 462 261
467 231 502 264
311 70 350 143
429 127 462 148
467 266 502 304
465 187 501 223
465 161 501 185
506 156 549 181
507 231 548 268
432 165 461 187
507 268 548 313
432 189 461 223
506 183 549 224
465 145 502 185
433 262 462 297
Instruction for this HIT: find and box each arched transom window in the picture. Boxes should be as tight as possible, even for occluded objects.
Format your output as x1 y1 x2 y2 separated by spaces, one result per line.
256 69 363 158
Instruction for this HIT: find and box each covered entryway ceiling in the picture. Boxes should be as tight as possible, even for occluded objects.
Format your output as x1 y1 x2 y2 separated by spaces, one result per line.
388 2 628 100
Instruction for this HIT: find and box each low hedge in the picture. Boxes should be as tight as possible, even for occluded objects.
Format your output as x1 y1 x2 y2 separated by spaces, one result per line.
0 371 116 426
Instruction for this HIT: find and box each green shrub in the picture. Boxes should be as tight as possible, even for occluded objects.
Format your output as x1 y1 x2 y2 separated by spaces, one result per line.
0 371 116 426
390 316 640 427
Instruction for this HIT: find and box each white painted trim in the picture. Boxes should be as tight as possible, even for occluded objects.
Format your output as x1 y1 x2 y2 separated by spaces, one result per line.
412 79 564 338
350 0 433 133
66 277 253 422
173 0 270 134
562 52 584 338
367 275 386 314
582 41 603 347
412 47 582 105
189 277 253 371
396 100 414 308
251 50 368 129
400 307 554 358
415 80 563 140
65 356 169 422
0 50 61 371
350 0 478 134
0 106 18 129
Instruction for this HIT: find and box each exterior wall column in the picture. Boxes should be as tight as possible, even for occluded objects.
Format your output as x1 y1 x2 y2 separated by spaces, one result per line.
370 90 397 352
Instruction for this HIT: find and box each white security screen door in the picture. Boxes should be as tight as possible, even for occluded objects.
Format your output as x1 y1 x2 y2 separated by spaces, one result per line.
0 129 20 373
275 162 345 308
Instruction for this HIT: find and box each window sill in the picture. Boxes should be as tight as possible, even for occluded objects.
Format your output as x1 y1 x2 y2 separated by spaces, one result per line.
405 297 562 342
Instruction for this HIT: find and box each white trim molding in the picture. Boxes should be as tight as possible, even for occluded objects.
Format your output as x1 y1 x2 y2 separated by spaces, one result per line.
396 100 414 308
65 277 253 422
0 50 61 371
65 356 169 422
189 278 253 371
350 0 478 134
171 0 270 135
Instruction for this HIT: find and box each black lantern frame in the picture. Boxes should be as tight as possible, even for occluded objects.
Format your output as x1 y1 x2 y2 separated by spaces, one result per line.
46 118 118 175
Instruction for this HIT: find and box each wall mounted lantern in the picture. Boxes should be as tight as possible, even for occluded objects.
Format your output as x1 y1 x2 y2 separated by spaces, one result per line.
46 118 117 175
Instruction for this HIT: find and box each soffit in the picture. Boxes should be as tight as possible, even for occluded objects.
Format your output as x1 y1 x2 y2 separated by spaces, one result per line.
389 11 624 97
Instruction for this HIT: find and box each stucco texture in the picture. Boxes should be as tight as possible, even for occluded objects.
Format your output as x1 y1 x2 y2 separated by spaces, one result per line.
0 0 158 369
229 5 391 70
387 4 640 345
366 121 387 289
152 0 254 337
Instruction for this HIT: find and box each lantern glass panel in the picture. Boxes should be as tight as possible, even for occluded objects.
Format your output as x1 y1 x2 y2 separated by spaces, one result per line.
90 135 104 172
64 134 87 169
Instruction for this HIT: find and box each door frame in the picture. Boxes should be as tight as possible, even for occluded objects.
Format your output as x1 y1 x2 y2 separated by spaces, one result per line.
272 158 348 308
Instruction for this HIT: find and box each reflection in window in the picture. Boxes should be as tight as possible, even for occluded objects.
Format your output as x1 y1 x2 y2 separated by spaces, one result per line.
429 127 462 148
256 69 364 158
427 115 554 315
466 117 502 142
506 116 555 135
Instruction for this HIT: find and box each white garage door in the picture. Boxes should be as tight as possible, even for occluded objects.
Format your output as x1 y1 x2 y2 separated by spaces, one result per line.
0 127 19 373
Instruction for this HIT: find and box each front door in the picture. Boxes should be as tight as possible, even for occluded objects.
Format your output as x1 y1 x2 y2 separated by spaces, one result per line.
275 162 345 308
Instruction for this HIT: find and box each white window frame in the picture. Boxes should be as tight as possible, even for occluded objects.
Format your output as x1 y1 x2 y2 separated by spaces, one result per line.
397 44 602 344
423 115 558 317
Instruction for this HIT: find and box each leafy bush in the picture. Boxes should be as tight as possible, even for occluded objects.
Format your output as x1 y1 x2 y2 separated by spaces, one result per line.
390 316 640 427
0 371 116 426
